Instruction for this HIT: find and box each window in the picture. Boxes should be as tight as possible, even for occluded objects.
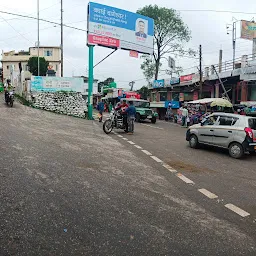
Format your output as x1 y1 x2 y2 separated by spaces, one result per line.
248 118 256 129
218 116 238 126
202 115 218 126
56 65 58 71
7 65 9 70
159 92 167 101
44 50 53 56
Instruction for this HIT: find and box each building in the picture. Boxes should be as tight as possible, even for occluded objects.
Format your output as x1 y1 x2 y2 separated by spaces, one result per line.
1 46 61 80
149 54 256 119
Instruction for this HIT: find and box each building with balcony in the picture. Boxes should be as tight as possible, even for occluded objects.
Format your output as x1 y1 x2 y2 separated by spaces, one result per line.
1 46 61 80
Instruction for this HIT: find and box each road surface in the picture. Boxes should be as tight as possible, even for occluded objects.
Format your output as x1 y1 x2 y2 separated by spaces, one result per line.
0 101 255 255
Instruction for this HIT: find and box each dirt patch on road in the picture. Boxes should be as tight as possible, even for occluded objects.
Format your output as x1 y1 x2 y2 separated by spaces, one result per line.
166 160 214 173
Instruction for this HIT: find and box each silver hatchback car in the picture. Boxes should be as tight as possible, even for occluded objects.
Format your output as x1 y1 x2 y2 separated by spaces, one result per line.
186 113 256 158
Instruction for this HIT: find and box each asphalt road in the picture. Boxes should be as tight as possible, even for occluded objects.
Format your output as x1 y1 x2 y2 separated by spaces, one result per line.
0 101 256 255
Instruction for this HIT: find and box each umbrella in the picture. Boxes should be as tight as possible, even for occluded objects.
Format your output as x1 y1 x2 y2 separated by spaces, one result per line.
210 98 233 108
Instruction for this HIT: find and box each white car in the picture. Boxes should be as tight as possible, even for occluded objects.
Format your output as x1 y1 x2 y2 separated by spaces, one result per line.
186 113 256 158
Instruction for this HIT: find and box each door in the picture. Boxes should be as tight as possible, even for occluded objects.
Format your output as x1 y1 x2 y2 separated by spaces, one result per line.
212 116 238 147
198 115 219 144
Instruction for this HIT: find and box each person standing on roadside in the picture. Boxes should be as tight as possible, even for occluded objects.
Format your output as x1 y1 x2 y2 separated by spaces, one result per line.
125 101 136 134
97 100 105 122
182 106 189 127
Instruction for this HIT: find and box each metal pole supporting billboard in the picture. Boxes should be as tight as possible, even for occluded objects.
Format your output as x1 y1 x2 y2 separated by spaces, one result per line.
199 45 203 99
61 0 63 77
88 45 94 120
37 0 40 76
232 21 236 69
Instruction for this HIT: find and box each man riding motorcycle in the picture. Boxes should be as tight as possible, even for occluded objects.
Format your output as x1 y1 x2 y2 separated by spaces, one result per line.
4 79 15 106
115 100 129 132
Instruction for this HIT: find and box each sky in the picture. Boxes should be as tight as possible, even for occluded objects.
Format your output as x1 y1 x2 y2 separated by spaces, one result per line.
0 0 255 89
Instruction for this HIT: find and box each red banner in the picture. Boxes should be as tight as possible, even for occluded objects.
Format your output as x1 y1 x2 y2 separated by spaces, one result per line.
129 51 138 58
180 74 193 83
125 91 140 99
88 35 120 48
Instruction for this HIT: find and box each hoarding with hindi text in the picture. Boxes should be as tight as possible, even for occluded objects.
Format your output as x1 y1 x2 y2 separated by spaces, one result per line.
87 2 154 54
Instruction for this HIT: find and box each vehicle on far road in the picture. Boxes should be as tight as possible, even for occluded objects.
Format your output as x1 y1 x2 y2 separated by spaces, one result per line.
186 113 256 159
5 90 14 107
120 98 158 123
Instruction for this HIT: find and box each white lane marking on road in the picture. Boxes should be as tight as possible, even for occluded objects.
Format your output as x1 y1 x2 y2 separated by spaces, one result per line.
122 138 128 141
141 150 152 156
141 124 164 130
150 156 163 163
225 204 250 217
134 145 142 149
162 163 177 173
128 141 135 145
198 189 218 199
117 135 123 138
176 173 195 184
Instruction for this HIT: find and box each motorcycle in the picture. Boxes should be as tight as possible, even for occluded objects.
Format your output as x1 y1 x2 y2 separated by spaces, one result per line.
5 91 14 107
103 110 126 134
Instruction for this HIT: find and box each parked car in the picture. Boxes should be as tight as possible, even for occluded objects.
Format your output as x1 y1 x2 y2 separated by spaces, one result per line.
120 98 158 123
186 113 256 158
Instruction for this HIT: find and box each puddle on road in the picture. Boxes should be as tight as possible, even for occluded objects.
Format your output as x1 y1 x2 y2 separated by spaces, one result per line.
166 160 214 173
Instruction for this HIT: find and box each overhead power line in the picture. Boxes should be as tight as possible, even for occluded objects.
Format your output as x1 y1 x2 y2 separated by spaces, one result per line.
178 9 256 15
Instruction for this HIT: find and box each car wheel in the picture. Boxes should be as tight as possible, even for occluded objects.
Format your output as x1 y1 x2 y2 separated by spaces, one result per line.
189 135 199 149
135 113 140 122
229 142 244 159
151 117 156 124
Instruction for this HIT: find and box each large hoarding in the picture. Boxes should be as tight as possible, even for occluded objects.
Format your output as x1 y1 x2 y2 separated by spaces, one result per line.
87 2 154 54
241 20 256 40
31 77 84 92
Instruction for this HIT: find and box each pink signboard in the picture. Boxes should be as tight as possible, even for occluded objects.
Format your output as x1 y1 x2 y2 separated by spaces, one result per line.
88 35 120 48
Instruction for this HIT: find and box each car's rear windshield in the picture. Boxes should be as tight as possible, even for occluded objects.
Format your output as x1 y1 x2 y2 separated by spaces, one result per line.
248 118 256 129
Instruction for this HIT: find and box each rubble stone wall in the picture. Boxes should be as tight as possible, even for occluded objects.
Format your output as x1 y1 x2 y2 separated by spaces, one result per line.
32 92 88 118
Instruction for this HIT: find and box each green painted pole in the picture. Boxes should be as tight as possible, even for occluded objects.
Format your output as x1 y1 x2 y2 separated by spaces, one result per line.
88 45 94 120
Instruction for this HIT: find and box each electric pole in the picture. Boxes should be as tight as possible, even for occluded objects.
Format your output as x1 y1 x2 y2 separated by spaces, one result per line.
199 44 202 99
61 0 63 77
129 81 135 91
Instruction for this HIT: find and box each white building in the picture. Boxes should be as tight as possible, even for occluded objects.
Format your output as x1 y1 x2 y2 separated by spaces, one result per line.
1 46 61 80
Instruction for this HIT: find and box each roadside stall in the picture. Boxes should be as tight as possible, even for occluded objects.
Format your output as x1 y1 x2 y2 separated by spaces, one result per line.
185 98 233 125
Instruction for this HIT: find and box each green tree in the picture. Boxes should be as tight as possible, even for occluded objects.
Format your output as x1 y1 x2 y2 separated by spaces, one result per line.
137 5 196 80
27 57 49 76
137 86 150 100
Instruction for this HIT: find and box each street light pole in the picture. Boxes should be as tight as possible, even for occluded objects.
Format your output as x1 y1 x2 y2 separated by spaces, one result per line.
37 0 40 76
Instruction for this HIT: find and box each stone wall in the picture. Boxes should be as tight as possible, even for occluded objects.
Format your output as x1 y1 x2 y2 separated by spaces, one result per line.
32 92 88 118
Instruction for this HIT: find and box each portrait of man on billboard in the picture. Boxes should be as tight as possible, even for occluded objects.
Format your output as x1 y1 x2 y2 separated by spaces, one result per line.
135 19 148 38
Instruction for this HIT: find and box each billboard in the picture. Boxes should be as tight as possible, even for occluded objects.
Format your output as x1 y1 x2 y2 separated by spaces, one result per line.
241 20 256 40
31 76 84 92
87 2 154 54
153 79 164 88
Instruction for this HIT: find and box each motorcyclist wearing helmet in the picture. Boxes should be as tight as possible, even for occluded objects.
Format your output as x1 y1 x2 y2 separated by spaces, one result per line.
4 79 14 102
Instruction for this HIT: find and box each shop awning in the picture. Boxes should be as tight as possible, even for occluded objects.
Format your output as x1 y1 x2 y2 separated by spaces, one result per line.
187 98 220 104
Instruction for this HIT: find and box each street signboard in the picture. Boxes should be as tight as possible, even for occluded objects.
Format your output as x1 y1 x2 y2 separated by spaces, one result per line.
241 20 256 41
153 79 164 88
168 57 175 69
31 76 84 92
87 2 154 54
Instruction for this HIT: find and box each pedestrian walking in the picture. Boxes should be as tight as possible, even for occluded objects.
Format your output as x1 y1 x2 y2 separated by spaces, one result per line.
97 100 104 122
125 101 136 134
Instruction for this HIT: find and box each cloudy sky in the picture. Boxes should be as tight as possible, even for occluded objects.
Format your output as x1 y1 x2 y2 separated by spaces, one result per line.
0 0 255 89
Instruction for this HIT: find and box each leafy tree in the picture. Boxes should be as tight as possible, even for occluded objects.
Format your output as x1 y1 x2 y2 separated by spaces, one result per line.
137 86 150 100
137 5 196 80
27 57 49 76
